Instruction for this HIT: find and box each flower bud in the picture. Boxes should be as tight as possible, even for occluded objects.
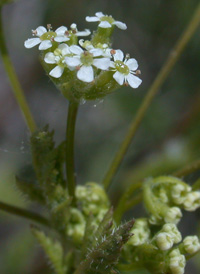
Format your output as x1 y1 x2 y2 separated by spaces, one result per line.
183 235 200 254
162 223 182 244
76 182 110 216
128 218 150 246
171 183 191 205
183 191 200 211
156 232 174 250
169 249 186 274
66 208 85 242
164 207 182 224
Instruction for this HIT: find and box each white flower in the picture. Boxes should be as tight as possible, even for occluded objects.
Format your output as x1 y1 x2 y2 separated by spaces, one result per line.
65 45 110 82
24 25 69 50
86 12 127 30
162 223 182 244
79 39 112 58
55 23 91 42
156 232 174 250
110 50 142 88
169 249 186 274
44 44 71 78
183 236 200 254
70 23 91 36
183 191 200 211
164 207 182 224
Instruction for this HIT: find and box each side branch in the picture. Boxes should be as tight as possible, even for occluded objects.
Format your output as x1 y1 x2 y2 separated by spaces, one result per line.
0 8 36 133
0 201 49 227
102 3 200 190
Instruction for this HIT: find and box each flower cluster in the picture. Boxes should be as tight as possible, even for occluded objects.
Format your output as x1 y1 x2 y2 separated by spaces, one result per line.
123 176 200 274
24 12 142 101
65 182 110 242
143 176 200 225
124 219 200 274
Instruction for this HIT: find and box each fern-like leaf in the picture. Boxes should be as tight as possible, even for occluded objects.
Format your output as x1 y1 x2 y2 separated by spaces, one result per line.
31 226 66 274
75 219 134 274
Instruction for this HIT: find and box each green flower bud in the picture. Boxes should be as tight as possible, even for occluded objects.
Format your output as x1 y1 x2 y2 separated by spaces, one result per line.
127 218 150 246
183 191 200 211
183 236 200 254
164 207 182 224
156 232 174 250
76 182 110 216
162 223 182 244
169 249 186 274
66 208 86 242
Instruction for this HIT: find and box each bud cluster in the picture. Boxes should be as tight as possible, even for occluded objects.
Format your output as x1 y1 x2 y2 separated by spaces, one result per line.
143 176 200 225
24 12 142 102
66 182 110 242
124 219 200 274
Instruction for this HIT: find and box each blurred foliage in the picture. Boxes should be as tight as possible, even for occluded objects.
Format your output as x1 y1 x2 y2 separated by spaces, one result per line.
0 0 200 273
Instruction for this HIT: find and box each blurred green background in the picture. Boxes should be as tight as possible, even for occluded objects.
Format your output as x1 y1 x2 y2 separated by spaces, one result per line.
0 0 200 273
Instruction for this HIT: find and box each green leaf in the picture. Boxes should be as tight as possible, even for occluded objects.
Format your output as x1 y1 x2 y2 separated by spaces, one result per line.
75 219 134 274
30 126 66 197
31 226 66 274
15 176 45 205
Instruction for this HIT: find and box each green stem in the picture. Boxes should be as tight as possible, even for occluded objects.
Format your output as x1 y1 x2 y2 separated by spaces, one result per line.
192 178 200 191
66 101 79 205
117 263 144 272
173 158 200 178
0 8 36 133
102 3 200 191
114 182 141 224
0 201 49 227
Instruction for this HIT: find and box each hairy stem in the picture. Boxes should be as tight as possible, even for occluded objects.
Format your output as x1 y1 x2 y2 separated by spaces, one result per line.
0 201 49 227
173 158 200 178
102 3 200 190
0 8 36 133
66 101 79 205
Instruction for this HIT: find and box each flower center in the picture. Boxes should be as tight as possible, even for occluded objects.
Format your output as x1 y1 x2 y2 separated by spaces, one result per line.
115 60 129 75
40 31 56 41
100 16 114 25
80 52 93 66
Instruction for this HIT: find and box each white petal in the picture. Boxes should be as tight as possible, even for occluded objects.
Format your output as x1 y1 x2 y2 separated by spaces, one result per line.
65 57 81 67
99 21 112 28
55 26 68 35
35 26 47 36
93 58 110 70
113 49 124 61
49 66 64 78
76 29 91 36
70 23 77 29
77 66 94 82
112 21 127 30
95 12 104 18
24 38 41 48
85 16 100 22
113 71 124 85
89 48 103 57
127 74 142 88
69 45 83 55
59 44 70 55
39 40 52 50
54 36 69 42
125 58 138 71
109 61 115 68
44 52 56 64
